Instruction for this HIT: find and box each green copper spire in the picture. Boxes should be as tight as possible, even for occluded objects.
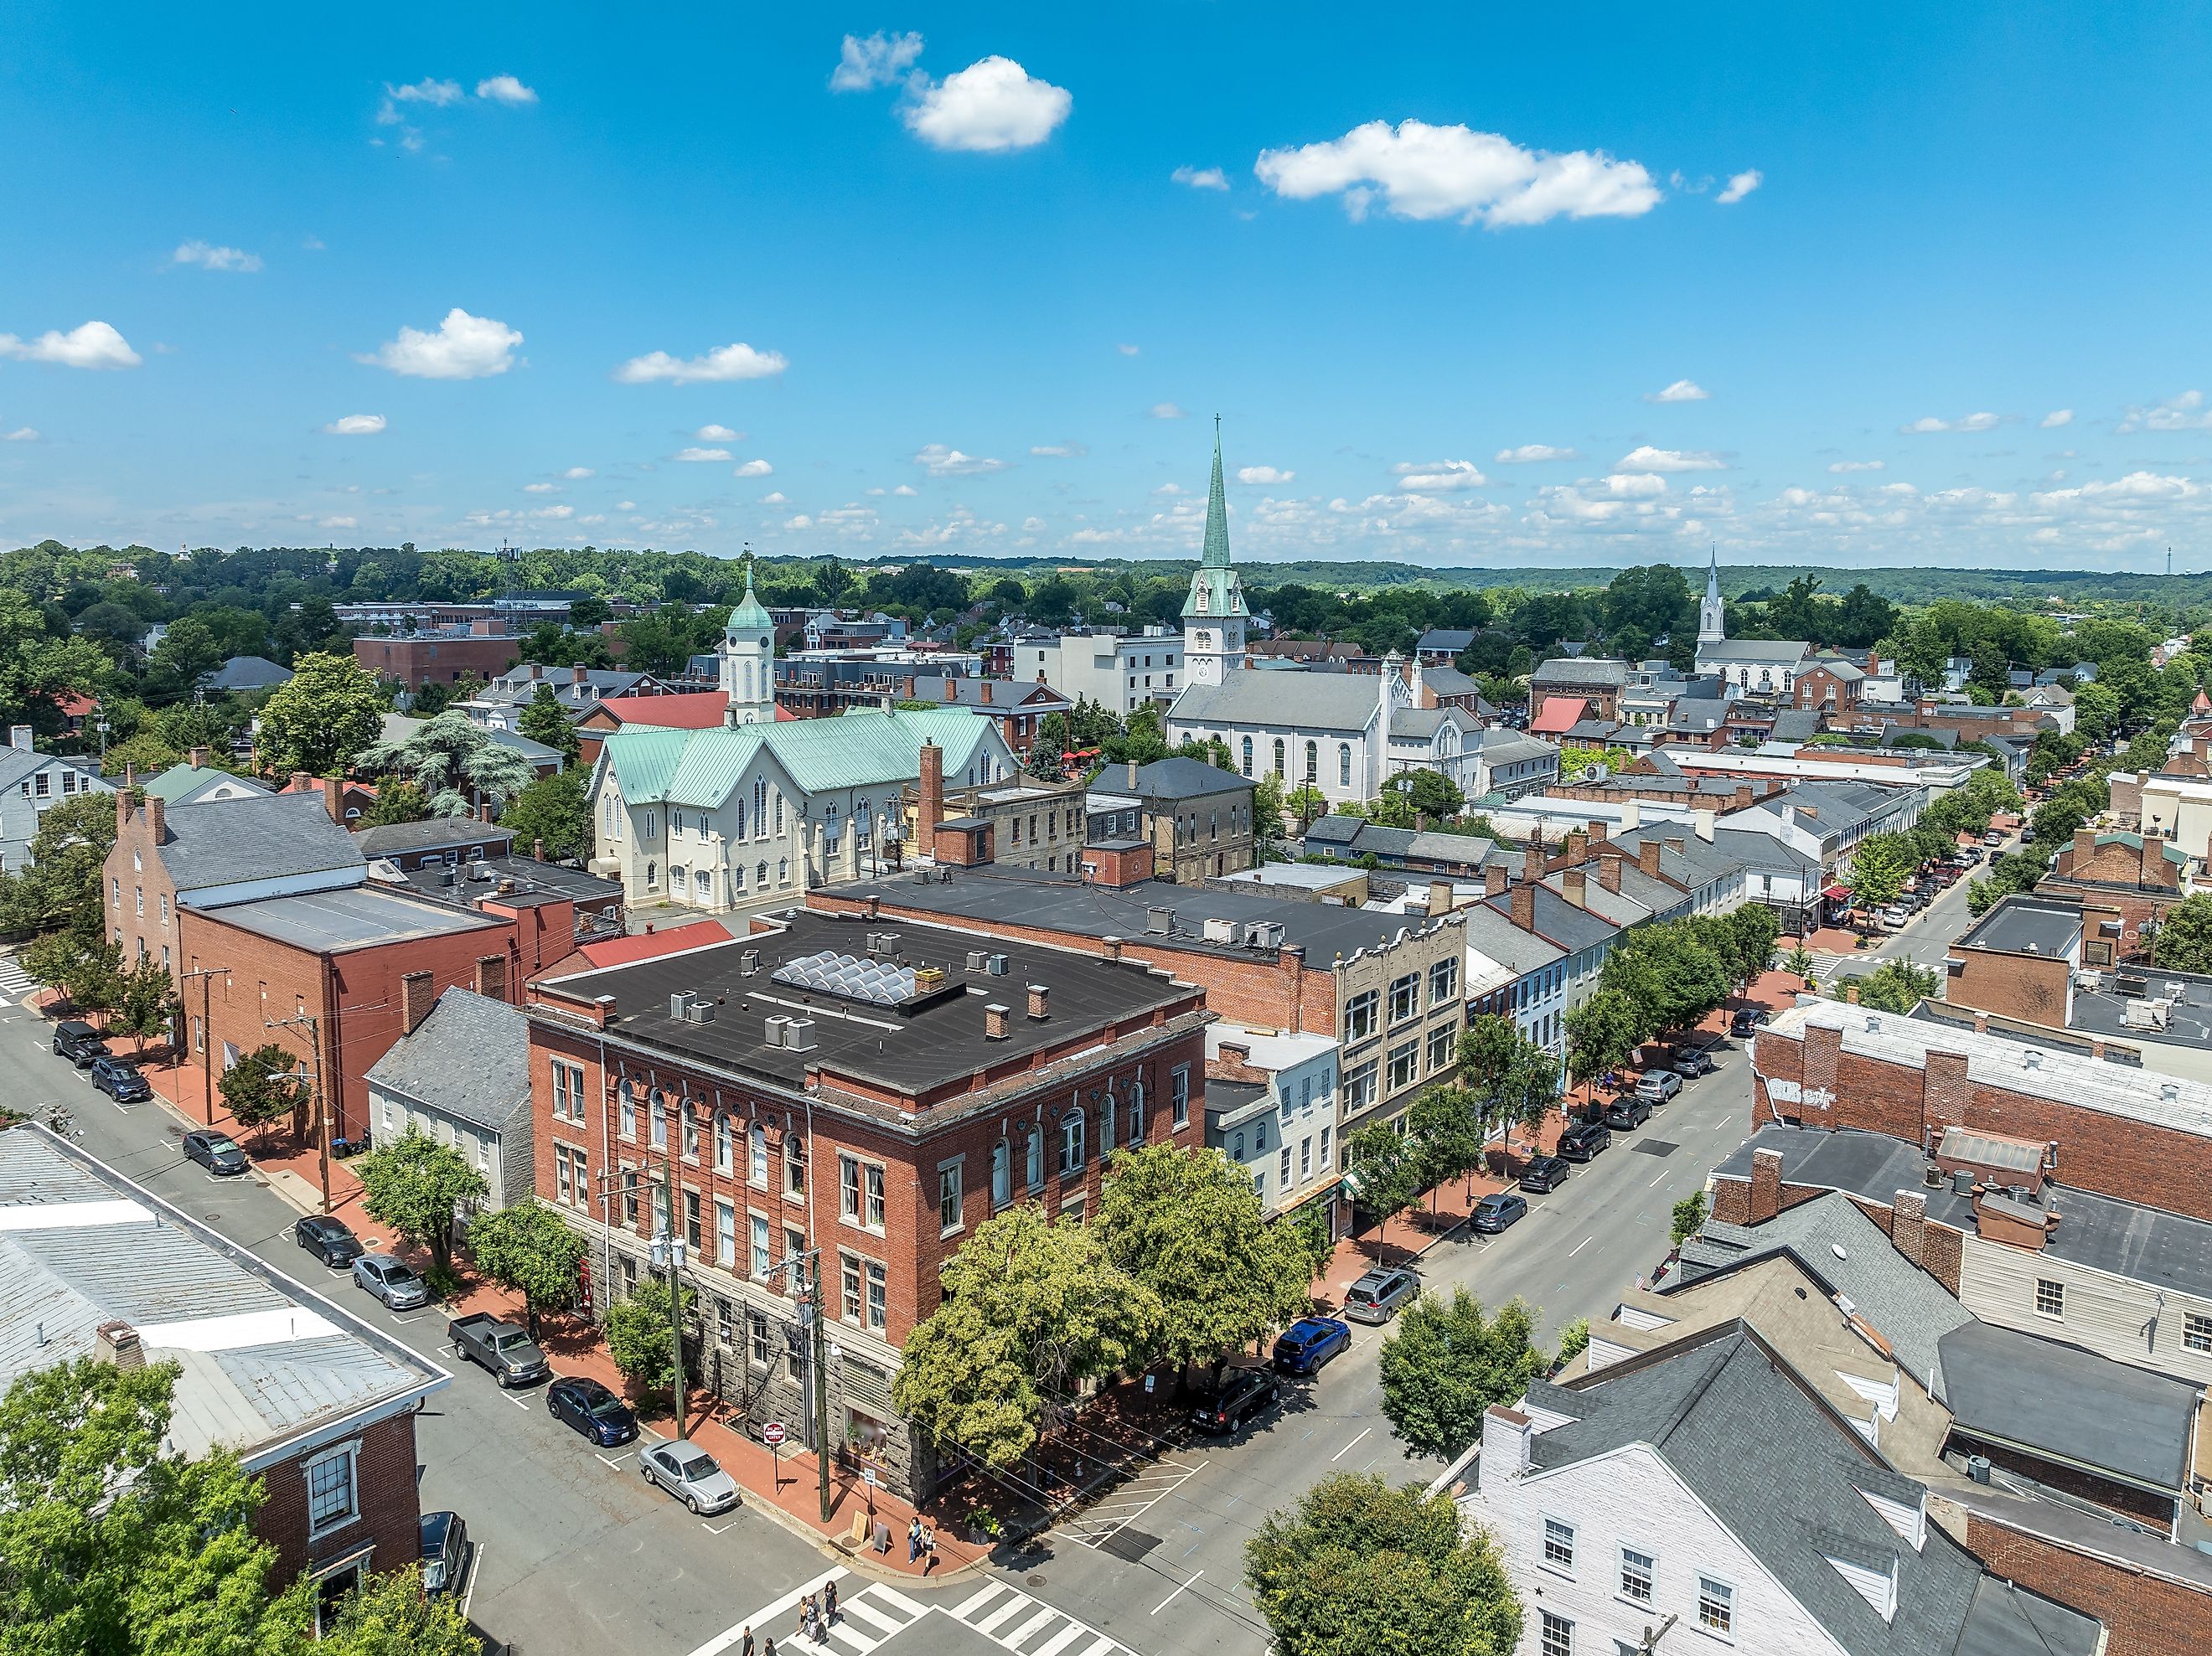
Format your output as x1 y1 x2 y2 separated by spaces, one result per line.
727 560 774 633
1202 413 1231 568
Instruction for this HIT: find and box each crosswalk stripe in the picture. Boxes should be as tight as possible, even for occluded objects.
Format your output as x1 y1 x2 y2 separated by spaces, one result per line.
839 1597 904 1634
1003 1607 1061 1648
1075 1638 1119 1656
686 1567 849 1656
954 1582 1013 1621
869 1586 927 1619
1021 1626 1091 1656
973 1593 1036 1635
822 1621 879 1653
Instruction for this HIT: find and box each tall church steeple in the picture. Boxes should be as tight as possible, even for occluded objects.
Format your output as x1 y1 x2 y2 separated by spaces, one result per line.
1698 547 1726 646
1181 416 1249 687
719 560 776 725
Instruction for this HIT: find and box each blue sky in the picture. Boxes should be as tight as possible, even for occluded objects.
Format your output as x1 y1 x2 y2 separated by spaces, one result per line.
6 3 2212 570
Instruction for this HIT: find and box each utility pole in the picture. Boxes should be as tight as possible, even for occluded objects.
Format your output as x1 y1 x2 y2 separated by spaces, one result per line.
811 1248 832 1522
649 1105 690 1439
264 1009 329 1212
179 966 229 1125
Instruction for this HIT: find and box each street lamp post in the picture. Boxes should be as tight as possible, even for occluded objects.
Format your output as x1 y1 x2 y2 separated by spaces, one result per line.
178 965 229 1125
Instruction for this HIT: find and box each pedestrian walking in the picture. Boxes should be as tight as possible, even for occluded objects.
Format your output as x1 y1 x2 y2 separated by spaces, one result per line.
923 1524 938 1575
824 1581 839 1625
907 1516 923 1563
763 1638 776 1656
742 1628 755 1656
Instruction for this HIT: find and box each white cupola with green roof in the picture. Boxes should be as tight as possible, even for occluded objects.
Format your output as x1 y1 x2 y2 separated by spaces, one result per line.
1181 418 1249 688
719 562 776 725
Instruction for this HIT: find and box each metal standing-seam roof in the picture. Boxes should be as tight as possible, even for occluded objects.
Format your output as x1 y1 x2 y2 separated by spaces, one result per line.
1168 671 1382 735
604 707 1006 809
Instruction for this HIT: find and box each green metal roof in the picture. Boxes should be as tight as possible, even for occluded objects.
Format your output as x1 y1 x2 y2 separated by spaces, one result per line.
726 565 774 635
605 708 1005 808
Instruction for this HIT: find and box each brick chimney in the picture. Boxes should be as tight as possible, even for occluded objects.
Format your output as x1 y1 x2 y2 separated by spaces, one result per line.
1485 863 1509 898
1749 1147 1785 1223
2071 826 2096 869
918 742 944 838
1026 983 1051 1020
94 1320 144 1372
146 796 165 843
1429 879 1456 917
290 770 311 793
1598 856 1621 894
401 970 437 1034
1563 868 1587 909
474 954 509 1001
533 838 545 862
530 662 543 680
1892 1189 1928 1269
1510 875 1535 933
980 681 994 704
189 746 209 770
1638 840 1662 877
984 1003 1010 1040
942 677 956 702
1589 819 1608 845
322 776 344 824
572 664 588 686
903 673 917 699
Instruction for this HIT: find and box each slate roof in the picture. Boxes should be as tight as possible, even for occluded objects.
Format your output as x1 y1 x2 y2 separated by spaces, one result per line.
1699 638 1813 663
351 818 514 857
1167 671 1381 734
1419 664 1482 698
1522 1327 2099 1656
909 677 1071 713
364 987 531 1132
1531 658 1629 688
602 707 1005 808
162 793 367 896
1458 902 1565 977
1470 730 1555 766
1417 628 1477 653
1389 705 1481 741
1128 756 1251 801
1486 882 1616 953
200 655 293 691
1770 709 1824 741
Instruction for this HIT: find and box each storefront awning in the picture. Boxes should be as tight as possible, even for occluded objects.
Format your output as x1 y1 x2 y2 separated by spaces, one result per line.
1822 884 1852 900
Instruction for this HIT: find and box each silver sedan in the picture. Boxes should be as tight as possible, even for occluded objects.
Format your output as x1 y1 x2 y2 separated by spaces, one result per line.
639 1442 741 1515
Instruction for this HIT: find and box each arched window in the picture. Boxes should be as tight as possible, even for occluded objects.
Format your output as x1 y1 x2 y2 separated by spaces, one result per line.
1272 738 1285 776
752 780 767 837
773 792 784 834
1305 740 1317 782
732 797 746 839
824 803 841 853
697 869 713 903
1026 1127 1044 1190
1241 736 1253 777
731 862 746 891
644 860 658 890
1059 1109 1084 1176
991 1140 1010 1207
855 799 873 846
777 857 789 885
1233 1130 1246 1159
757 860 769 889
1339 743 1352 787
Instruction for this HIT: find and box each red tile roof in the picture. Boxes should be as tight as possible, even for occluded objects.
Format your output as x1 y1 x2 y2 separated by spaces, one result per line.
1531 695 1588 736
574 920 729 968
597 693 796 728
54 691 101 716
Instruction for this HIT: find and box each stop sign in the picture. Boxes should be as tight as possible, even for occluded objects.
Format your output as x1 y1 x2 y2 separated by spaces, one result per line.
763 1421 787 1446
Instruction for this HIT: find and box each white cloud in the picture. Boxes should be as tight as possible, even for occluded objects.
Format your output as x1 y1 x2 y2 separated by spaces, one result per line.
613 342 787 384
323 413 386 436
1715 168 1763 204
831 31 924 91
674 446 731 462
2119 391 2212 433
1615 446 1725 472
357 308 520 379
173 240 261 272
561 465 594 479
1899 411 2002 434
1116 343 1140 357
1646 379 1709 403
1150 402 1186 420
902 57 1071 152
1173 165 1229 190
1391 459 1487 491
784 514 813 529
475 75 538 106
1031 442 1088 457
2040 409 2074 429
695 423 743 441
386 78 463 106
0 321 142 370
320 516 359 529
1827 459 1884 473
914 443 1009 477
534 504 574 519
525 482 556 493
1237 465 1295 485
2 427 38 442
1253 118 1659 227
1601 472 1668 497
762 491 788 505
892 483 917 497
616 499 637 510
734 458 773 477
1495 444 1579 463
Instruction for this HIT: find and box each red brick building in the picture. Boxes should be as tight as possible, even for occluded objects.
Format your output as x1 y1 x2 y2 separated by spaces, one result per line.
2036 828 2187 954
525 907 1211 1499
353 629 523 688
1791 653 1866 713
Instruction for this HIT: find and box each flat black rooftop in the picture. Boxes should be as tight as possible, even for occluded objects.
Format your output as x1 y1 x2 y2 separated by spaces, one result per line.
540 909 1199 1103
826 865 1452 966
1957 895 2082 959
391 856 623 910
2070 966 2212 1050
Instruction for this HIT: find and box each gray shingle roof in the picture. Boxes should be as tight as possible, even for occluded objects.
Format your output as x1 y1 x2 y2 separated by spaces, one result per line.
1129 756 1251 801
200 655 293 691
1531 657 1629 688
1168 672 1381 734
351 818 514 857
1699 638 1813 662
365 987 531 1132
162 793 366 896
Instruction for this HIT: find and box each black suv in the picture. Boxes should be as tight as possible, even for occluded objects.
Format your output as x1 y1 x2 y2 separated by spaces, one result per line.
1190 1368 1281 1434
52 1020 109 1067
294 1215 364 1268
88 1057 150 1101
1558 1120 1612 1162
1603 1096 1651 1131
1519 1155 1571 1193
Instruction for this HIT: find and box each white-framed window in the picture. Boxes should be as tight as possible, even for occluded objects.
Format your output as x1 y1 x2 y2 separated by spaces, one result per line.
2035 1277 2065 1318
1344 990 1379 1043
2184 1310 2212 1354
783 1132 805 1195
618 1083 637 1140
649 1091 667 1150
840 1154 863 1222
303 1440 360 1536
1171 1066 1190 1129
1429 957 1457 1004
1542 1516 1575 1573
1698 1577 1734 1635
1387 1040 1419 1093
938 1161 963 1234
1279 1145 1292 1187
714 1113 732 1174
716 1198 736 1267
1427 1022 1455 1074
991 1140 1010 1207
865 1163 886 1228
1026 1127 1044 1191
551 1060 586 1122
748 1123 768 1188
866 1260 886 1330
750 1212 772 1279
748 1309 771 1369
1538 1611 1573 1656
841 1252 863 1323
1388 970 1420 1024
1620 1544 1654 1603
1060 1109 1084 1175
680 1107 700 1163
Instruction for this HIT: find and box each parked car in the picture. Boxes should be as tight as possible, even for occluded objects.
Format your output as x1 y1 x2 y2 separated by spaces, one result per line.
1877 905 1911 930
1558 1120 1612 1162
1670 1046 1715 1077
546 1375 640 1447
1273 1317 1351 1375
1605 1096 1651 1130
1729 1007 1770 1037
641 1442 741 1514
1519 1155 1571 1194
1470 1192 1528 1233
448 1312 549 1387
419 1510 468 1599
1189 1367 1281 1434
1983 829 2005 846
352 1252 429 1311
1341 1267 1420 1325
52 1020 109 1067
293 1214 364 1268
1635 1070 1682 1105
88 1056 150 1101
181 1129 248 1176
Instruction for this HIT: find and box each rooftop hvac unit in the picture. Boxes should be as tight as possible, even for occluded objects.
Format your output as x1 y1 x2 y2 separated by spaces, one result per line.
783 1018 817 1052
685 997 717 1024
468 864 494 881
1950 1167 1975 1195
669 991 696 1019
987 953 1010 976
867 931 902 957
740 950 762 974
1145 906 1175 935
439 869 457 886
1244 921 1286 949
967 950 990 971
1202 916 1238 944
764 1014 790 1047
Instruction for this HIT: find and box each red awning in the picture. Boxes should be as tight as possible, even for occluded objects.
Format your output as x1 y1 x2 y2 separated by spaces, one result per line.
1822 884 1852 900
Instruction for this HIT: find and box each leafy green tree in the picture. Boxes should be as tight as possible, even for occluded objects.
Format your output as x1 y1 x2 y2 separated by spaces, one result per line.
466 1202 589 1334
1385 767 1465 821
1342 1122 1420 1237
604 1272 695 1397
893 1205 1159 1468
1847 831 1918 911
355 1125 488 1278
274 1563 482 1655
1378 1289 1548 1459
2153 892 2212 972
1725 900 1781 985
1853 958 1941 1014
142 616 224 700
100 731 179 779
519 623 615 669
254 650 384 779
1599 921 1730 1040
359 777 431 827
359 710 537 817
1563 990 1637 1105
0 792 118 938
1245 1473 1522 1656
0 1357 308 1656
1670 1190 1709 1246
1967 852 2046 916
1364 787 1417 829
1284 782 1329 823
515 684 582 766
23 931 121 1018
1784 942 1816 979
1408 1086 1488 1214
1555 1317 1591 1366
218 1042 305 1148
111 951 180 1052
1095 1143 1315 1374
1252 771 1289 854
500 766 592 860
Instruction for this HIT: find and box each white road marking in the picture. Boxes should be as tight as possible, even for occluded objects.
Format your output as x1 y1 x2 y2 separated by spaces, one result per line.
1329 1427 1371 1462
870 1586 925 1618
1150 1569 1203 1615
972 1594 1033 1635
460 1541 483 1624
508 1393 530 1410
1649 1171 1668 1187
954 1582 1013 1620
1024 1625 1091 1656
839 1597 904 1634
686 1566 849 1656
702 1518 742 1534
1005 1605 1062 1647
1567 1236 1594 1258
